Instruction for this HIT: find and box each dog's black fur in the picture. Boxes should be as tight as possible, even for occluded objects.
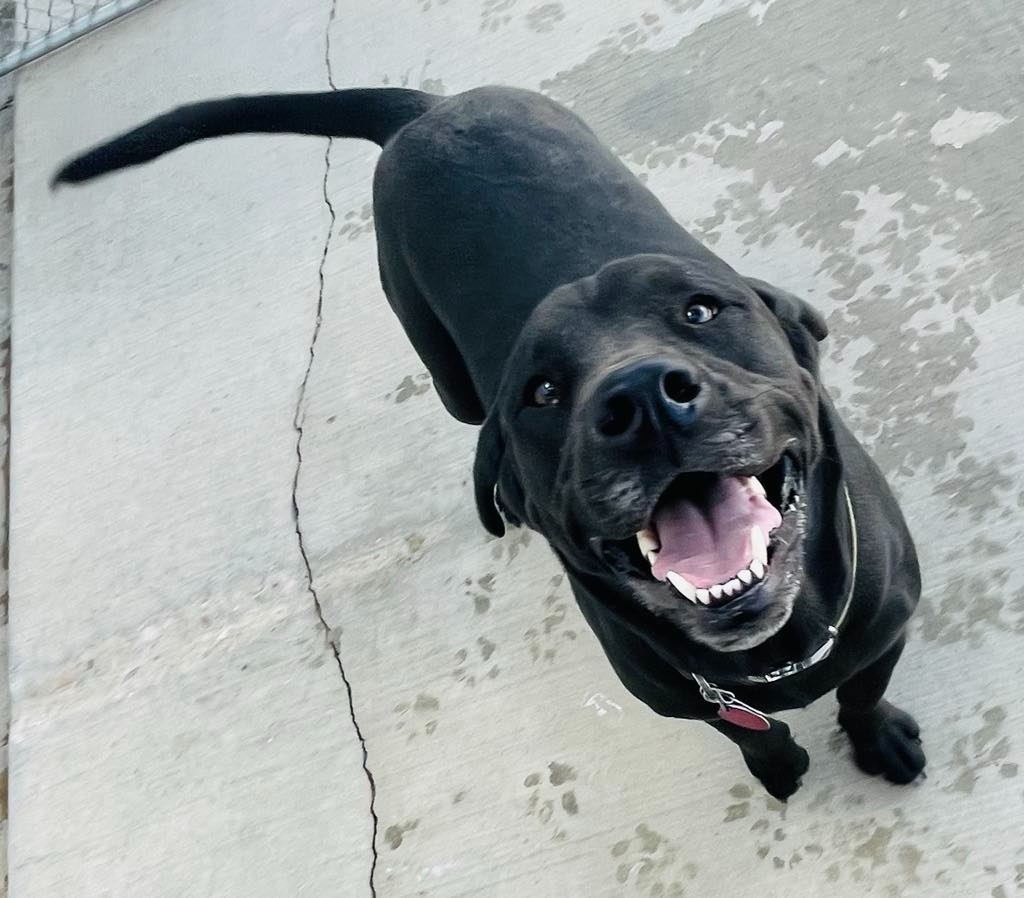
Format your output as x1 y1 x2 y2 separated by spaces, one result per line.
54 86 926 798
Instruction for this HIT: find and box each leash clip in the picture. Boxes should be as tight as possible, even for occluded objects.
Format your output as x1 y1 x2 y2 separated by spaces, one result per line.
693 673 771 732
693 673 734 706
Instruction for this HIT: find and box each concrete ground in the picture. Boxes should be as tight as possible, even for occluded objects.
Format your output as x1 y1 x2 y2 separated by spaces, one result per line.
0 69 11 896
5 0 1024 895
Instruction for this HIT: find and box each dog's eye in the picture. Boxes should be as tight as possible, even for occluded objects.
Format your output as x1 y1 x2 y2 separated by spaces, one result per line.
528 379 562 407
685 298 718 324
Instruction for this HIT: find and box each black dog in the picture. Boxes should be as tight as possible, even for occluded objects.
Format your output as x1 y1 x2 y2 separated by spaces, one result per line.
54 86 926 799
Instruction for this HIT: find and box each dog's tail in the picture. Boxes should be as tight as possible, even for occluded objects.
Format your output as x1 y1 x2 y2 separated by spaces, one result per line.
51 88 439 187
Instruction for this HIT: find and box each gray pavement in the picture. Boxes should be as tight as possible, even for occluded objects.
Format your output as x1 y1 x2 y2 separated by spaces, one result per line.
6 0 1024 896
1 68 12 897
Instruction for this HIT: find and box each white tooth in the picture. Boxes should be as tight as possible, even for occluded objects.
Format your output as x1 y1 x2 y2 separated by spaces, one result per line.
710 584 724 600
696 588 710 604
667 571 698 602
722 581 737 597
751 559 766 579
644 550 659 565
738 569 753 585
636 529 660 557
750 526 768 566
727 578 742 594
748 476 767 498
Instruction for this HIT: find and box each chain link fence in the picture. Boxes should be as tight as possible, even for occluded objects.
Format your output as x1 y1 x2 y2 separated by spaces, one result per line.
0 0 156 76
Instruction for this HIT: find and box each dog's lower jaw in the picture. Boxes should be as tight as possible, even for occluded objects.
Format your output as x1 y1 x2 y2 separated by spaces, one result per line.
635 572 801 652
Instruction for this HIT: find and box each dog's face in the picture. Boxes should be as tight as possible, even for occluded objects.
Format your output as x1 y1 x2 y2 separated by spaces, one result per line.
475 254 828 653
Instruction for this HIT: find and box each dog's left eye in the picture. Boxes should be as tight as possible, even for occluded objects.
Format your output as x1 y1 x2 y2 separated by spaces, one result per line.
528 379 562 407
685 298 718 324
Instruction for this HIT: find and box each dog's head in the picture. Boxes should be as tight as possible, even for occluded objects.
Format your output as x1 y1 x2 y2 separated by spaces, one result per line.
475 254 828 653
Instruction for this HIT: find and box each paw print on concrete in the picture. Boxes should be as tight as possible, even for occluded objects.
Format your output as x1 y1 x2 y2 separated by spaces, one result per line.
524 574 578 663
452 636 500 687
392 693 441 743
987 863 1024 898
609 824 698 895
401 532 427 564
915 556 1024 647
524 1 564 32
723 783 815 872
593 12 664 53
662 0 701 14
462 572 496 615
337 202 374 241
523 762 580 842
738 786 947 889
944 703 1016 794
386 372 432 404
480 0 517 32
490 526 530 563
722 783 792 826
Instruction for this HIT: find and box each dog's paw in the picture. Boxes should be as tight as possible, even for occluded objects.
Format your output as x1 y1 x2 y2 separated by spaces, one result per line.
839 700 925 785
744 743 810 802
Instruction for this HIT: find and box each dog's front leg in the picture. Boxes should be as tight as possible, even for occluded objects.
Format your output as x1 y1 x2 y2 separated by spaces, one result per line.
707 716 810 801
836 632 926 784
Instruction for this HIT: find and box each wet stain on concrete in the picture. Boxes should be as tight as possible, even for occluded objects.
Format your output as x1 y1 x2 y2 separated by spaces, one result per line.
933 453 1016 524
384 818 419 850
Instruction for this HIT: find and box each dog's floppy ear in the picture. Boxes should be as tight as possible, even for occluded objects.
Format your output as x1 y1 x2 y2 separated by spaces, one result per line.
474 412 507 537
745 277 828 372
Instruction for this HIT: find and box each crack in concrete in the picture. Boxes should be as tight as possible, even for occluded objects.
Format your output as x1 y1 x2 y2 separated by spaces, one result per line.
286 0 379 894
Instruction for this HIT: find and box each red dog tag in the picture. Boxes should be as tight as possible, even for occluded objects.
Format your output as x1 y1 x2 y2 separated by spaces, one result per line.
693 674 772 731
718 704 771 731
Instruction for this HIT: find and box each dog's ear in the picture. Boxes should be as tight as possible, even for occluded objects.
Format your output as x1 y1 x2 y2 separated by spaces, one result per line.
474 412 507 537
745 277 828 372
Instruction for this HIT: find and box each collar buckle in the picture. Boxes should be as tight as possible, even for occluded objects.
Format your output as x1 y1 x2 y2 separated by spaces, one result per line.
755 625 839 684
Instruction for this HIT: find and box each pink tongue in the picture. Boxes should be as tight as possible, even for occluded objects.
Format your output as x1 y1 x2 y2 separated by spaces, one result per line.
650 476 782 588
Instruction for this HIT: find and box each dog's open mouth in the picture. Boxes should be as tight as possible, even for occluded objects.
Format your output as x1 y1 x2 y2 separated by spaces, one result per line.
610 454 803 609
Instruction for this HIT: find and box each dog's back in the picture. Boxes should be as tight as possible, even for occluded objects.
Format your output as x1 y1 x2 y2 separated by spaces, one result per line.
54 85 714 400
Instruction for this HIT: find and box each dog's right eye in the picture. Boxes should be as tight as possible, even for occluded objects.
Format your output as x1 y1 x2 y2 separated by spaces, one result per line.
527 378 562 408
685 297 719 324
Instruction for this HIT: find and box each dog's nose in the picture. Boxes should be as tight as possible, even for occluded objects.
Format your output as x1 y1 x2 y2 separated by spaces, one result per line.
593 360 703 442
